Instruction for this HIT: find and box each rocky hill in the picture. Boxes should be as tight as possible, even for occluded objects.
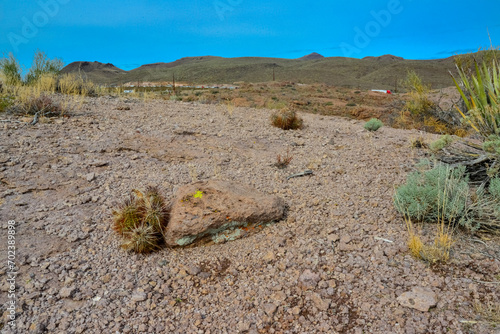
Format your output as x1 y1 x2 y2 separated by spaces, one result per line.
61 53 458 89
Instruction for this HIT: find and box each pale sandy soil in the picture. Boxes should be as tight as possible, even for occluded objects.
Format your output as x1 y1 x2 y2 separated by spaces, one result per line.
0 96 499 334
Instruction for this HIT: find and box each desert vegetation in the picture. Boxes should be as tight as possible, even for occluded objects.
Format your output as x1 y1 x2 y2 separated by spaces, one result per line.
270 107 303 130
0 50 97 123
112 187 169 253
364 118 383 131
393 49 500 271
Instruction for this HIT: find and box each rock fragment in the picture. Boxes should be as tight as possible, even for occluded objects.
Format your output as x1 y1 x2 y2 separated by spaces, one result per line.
397 287 437 312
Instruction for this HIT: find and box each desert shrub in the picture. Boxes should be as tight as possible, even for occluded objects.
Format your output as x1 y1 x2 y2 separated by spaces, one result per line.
266 100 287 110
490 177 500 199
58 73 97 96
0 53 22 86
364 118 383 131
183 95 196 102
275 149 293 169
1 51 63 88
115 105 131 111
112 187 169 253
346 102 356 107
429 134 454 152
0 94 14 113
36 73 58 93
410 136 428 149
483 135 500 155
403 70 435 115
394 162 470 226
169 94 182 101
25 50 64 85
271 108 303 130
394 160 500 232
20 94 63 116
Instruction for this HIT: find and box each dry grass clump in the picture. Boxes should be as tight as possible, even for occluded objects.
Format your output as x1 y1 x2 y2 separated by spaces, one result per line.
474 301 500 325
395 70 468 135
0 52 95 120
58 73 98 96
410 136 428 149
22 94 63 116
271 107 303 130
403 214 455 264
36 73 57 93
112 187 169 253
115 105 131 111
274 148 293 169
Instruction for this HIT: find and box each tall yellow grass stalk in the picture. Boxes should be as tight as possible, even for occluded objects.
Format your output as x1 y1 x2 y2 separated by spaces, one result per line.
58 73 82 95
36 73 57 93
403 215 424 258
58 73 97 96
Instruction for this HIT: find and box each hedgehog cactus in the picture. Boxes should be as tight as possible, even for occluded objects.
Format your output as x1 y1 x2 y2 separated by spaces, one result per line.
271 108 303 130
121 224 161 253
141 186 169 230
112 196 141 235
112 187 169 253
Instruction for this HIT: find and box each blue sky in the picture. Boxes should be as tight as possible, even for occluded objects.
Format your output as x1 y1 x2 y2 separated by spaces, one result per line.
1 0 499 70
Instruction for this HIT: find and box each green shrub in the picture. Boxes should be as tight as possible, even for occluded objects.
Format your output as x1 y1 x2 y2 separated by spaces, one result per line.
0 53 22 86
490 177 500 199
0 94 14 112
0 51 63 87
346 102 357 107
25 50 64 85
364 118 383 131
394 162 470 225
271 108 303 130
403 70 435 115
170 95 182 101
429 135 454 152
394 160 500 232
483 135 500 155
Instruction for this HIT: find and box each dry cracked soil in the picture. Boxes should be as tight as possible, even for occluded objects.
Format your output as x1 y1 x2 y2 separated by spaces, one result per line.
0 96 499 334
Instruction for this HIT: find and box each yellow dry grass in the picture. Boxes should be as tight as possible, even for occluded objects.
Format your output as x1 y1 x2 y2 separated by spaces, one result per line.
36 73 57 93
474 301 500 325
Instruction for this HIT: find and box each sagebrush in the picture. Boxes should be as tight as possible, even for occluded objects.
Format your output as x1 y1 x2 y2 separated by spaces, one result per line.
364 118 383 131
394 160 500 232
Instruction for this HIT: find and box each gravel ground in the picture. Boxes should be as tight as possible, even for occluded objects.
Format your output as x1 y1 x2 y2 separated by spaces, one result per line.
1 97 499 334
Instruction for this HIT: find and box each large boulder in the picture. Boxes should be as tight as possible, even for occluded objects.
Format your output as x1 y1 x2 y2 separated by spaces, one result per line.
164 180 286 246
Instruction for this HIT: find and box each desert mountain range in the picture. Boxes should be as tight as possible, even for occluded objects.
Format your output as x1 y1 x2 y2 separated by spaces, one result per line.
61 53 457 89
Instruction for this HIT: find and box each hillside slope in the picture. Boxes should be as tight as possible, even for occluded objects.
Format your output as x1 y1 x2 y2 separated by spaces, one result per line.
61 54 457 89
